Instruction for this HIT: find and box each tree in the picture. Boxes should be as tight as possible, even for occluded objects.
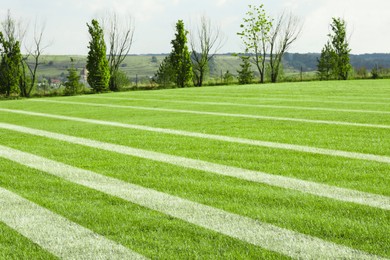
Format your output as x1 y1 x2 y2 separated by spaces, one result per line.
237 55 254 84
0 32 22 96
64 58 82 95
86 19 110 92
190 16 225 87
317 41 335 80
21 18 48 97
170 20 193 88
154 56 175 87
237 4 272 83
317 18 351 80
103 12 134 91
268 12 302 83
329 17 351 80
0 11 22 97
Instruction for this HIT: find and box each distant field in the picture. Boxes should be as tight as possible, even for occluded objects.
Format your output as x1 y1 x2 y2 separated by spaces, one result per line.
0 80 389 259
36 54 244 82
35 54 308 86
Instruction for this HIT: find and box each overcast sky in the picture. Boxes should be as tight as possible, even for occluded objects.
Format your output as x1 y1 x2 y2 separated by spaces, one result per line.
1 0 389 55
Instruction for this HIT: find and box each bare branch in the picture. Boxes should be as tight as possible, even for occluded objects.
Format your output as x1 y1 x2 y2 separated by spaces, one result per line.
23 17 49 97
190 15 226 86
269 12 302 83
102 11 135 91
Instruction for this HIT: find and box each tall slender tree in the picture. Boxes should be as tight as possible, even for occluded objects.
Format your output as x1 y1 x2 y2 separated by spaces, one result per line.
317 17 351 80
329 17 351 80
170 20 193 88
86 19 110 92
0 32 22 96
0 11 22 96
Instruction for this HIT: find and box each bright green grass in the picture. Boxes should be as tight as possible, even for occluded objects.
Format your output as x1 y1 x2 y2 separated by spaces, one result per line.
1 98 389 156
0 133 388 257
0 115 389 196
0 158 287 259
0 222 57 260
0 79 389 258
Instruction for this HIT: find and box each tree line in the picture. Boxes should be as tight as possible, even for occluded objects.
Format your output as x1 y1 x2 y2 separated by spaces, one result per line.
0 5 361 97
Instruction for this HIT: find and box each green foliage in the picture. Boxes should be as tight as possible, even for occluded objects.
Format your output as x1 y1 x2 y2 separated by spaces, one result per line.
0 32 22 96
330 18 352 80
223 70 234 84
151 56 158 63
317 41 335 80
86 19 110 92
155 20 193 88
64 58 83 95
112 69 130 89
237 56 254 84
154 56 175 87
318 18 351 81
237 4 272 83
170 20 193 88
371 65 390 79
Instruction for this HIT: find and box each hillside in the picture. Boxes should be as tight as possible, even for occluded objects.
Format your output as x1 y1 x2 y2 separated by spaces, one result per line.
33 53 390 85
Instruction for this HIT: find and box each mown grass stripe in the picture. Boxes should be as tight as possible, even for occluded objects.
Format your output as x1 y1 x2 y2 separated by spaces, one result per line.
0 186 146 260
1 108 389 164
84 96 390 115
0 123 388 210
0 145 384 260
29 99 390 129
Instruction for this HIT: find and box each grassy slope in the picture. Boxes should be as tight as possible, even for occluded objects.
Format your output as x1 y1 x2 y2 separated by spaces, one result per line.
36 54 243 80
0 80 389 258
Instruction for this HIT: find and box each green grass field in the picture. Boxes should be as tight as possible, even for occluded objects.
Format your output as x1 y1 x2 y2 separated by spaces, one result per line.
0 79 389 259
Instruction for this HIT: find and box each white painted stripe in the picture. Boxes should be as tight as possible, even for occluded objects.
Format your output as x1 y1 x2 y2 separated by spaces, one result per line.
29 99 390 129
1 108 389 164
137 92 390 106
83 96 390 115
0 123 388 211
0 145 384 259
0 187 146 260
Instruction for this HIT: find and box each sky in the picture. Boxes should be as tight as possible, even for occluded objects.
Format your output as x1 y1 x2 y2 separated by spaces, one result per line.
1 0 389 55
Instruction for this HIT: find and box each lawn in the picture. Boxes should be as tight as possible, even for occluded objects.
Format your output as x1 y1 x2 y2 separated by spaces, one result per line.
0 79 389 259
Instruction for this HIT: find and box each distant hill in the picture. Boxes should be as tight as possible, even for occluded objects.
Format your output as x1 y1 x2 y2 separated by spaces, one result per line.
35 53 390 84
284 53 390 72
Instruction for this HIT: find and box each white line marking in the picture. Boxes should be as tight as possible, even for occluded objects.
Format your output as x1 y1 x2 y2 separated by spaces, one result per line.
0 123 388 210
83 96 390 115
121 92 390 106
1 108 389 164
29 99 390 129
0 145 384 259
0 187 146 260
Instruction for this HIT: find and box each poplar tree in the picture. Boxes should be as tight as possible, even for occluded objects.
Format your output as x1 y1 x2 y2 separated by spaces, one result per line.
170 20 193 88
330 17 351 80
0 31 22 96
317 18 351 80
86 19 110 92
